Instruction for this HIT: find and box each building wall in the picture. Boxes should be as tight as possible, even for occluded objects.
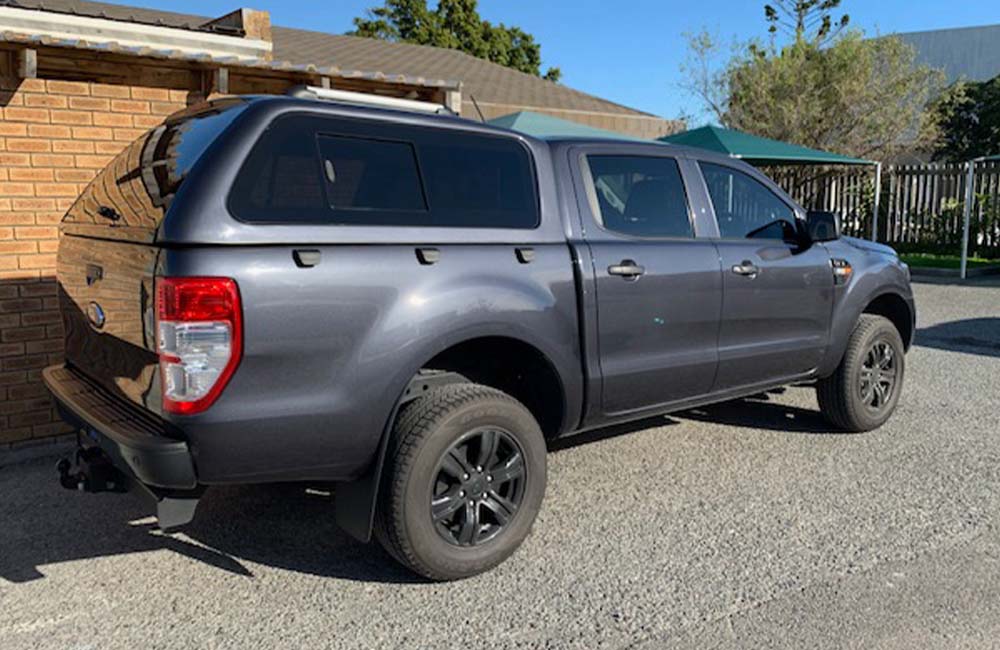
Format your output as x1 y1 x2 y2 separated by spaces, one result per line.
0 79 200 444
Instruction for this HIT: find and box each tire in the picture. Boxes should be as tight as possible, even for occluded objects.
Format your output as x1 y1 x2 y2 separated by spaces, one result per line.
817 314 905 432
374 383 547 580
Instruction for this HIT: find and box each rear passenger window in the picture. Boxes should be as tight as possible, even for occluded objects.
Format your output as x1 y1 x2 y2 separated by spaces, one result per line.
584 155 693 238
229 114 538 228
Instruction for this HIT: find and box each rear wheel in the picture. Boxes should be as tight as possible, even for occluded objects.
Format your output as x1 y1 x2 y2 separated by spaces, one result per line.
817 314 905 432
375 383 546 580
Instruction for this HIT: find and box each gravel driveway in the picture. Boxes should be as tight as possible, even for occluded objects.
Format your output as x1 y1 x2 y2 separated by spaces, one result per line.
2 279 999 650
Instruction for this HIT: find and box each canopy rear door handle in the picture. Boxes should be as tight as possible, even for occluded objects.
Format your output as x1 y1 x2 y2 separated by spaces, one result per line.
608 260 645 280
731 260 760 278
293 249 321 268
86 264 103 286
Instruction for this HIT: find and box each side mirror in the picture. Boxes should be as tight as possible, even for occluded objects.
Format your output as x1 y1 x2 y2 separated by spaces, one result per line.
806 211 839 242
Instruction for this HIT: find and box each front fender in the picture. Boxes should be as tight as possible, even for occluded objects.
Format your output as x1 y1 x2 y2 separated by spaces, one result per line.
817 240 914 377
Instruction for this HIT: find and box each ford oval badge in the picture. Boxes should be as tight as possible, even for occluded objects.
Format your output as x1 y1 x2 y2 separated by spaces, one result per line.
87 301 106 329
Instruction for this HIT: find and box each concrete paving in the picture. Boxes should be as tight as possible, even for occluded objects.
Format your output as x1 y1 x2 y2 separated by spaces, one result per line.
2 280 998 649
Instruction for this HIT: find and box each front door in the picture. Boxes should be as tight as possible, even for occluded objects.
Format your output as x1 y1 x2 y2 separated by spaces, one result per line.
577 153 723 416
698 161 834 391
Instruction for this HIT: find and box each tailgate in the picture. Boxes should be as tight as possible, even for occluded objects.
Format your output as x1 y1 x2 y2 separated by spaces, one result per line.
56 99 248 413
58 234 160 411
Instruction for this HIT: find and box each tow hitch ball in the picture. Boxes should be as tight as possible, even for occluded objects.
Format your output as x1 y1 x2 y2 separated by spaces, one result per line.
57 447 126 493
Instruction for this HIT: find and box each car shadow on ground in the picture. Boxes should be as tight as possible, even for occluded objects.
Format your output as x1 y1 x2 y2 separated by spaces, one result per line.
915 318 1000 358
1 389 845 586
672 388 842 435
547 414 681 451
0 459 422 585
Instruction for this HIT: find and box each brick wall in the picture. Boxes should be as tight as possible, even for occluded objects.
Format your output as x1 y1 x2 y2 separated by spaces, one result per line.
0 64 213 446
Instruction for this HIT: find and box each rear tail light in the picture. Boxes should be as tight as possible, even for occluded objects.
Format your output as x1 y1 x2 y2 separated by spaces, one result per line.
156 277 242 415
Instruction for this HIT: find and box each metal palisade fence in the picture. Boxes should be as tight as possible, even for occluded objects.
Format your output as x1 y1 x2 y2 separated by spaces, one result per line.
767 160 1000 258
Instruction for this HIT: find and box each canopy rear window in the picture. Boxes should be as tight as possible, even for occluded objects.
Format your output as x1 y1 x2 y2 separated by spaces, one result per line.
62 99 247 236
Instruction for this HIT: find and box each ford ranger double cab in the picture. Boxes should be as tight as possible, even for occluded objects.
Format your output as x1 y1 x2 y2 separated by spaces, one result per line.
44 89 915 580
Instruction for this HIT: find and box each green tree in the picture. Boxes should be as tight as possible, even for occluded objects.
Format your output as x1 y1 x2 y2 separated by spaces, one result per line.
681 2 943 159
351 0 561 82
926 77 1000 162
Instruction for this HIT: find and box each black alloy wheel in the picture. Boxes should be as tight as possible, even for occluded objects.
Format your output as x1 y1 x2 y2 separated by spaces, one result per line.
430 427 526 547
858 340 899 410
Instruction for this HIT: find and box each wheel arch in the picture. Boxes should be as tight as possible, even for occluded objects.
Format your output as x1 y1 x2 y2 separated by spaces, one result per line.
416 336 568 438
335 330 578 543
819 281 915 379
861 291 914 351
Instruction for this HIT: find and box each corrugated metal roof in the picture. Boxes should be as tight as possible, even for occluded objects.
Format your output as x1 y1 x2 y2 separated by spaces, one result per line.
896 23 1000 84
0 0 459 89
0 29 461 89
13 0 657 119
0 0 236 34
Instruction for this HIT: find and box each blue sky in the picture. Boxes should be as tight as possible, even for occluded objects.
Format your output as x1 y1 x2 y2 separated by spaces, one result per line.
114 1 997 121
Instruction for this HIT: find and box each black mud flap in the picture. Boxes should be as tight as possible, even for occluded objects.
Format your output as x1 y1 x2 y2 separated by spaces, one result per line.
334 370 468 542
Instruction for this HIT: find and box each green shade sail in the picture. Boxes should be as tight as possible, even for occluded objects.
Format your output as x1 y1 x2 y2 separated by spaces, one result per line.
487 110 644 141
490 116 877 166
658 125 874 166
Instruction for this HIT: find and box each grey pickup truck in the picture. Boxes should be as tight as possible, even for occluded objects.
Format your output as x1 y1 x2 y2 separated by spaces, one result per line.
43 90 915 580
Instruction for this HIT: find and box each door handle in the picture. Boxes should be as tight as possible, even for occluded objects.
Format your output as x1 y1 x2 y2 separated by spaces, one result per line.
608 259 645 280
293 249 321 268
731 260 760 278
85 264 103 286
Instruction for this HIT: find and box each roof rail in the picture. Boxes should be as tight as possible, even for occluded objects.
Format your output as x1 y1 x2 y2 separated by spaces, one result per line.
287 85 454 115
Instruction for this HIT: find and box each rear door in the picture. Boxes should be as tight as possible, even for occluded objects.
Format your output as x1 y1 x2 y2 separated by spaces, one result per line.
57 100 246 412
696 161 833 390
573 151 722 416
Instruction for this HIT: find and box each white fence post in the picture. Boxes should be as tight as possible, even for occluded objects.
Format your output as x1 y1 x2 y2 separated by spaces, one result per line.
960 159 979 280
872 163 882 241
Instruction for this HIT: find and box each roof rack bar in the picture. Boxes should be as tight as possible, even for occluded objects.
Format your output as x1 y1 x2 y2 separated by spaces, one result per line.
287 85 454 115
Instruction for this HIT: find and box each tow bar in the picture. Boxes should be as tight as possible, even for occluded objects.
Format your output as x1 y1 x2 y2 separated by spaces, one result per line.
56 443 201 530
57 446 127 493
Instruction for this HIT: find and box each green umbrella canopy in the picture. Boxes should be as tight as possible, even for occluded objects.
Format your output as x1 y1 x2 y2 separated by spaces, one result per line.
487 111 644 141
659 125 874 166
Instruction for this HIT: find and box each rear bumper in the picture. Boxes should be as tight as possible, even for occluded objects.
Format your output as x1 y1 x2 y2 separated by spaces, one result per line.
42 364 197 490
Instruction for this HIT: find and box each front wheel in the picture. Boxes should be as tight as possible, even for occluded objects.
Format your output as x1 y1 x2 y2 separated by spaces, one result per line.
817 314 905 432
375 383 546 580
